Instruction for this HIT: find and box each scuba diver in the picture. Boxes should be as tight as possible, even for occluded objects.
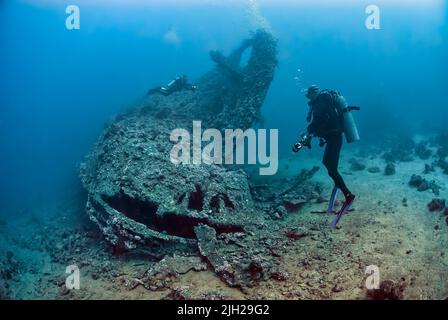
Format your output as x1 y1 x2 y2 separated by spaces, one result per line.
148 75 197 96
294 85 360 227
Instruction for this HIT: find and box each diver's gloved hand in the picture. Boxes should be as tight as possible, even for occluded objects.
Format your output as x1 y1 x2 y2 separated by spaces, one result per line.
304 135 312 149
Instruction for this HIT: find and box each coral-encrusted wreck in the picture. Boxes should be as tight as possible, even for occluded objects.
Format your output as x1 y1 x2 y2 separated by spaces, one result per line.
80 29 278 253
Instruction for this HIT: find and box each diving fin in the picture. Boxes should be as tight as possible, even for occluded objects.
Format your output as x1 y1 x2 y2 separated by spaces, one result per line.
331 194 356 228
327 186 340 214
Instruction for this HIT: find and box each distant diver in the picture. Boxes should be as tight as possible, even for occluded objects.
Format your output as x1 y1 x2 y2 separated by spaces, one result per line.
293 85 360 227
148 75 197 96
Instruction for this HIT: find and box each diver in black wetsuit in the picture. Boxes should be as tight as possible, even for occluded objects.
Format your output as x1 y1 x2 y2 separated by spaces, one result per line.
148 75 197 96
305 85 356 207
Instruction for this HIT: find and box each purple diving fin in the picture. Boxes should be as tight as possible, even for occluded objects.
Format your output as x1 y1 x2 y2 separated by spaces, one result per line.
327 186 340 214
332 194 356 228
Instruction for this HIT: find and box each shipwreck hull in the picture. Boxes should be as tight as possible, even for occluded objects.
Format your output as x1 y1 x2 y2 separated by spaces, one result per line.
80 29 278 251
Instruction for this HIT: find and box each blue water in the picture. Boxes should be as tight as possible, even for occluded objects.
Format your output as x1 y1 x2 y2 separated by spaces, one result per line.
0 0 447 218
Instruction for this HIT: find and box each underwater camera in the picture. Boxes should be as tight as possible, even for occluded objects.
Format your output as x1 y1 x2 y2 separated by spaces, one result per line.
292 134 312 153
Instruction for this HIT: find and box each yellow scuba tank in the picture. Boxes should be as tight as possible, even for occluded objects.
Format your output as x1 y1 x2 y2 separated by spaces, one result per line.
333 92 360 143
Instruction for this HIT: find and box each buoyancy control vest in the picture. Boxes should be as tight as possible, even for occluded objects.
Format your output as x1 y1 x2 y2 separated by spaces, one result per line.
321 89 361 144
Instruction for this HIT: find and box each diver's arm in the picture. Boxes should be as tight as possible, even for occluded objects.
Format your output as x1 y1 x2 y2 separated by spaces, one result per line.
307 95 331 135
307 106 322 135
307 116 317 135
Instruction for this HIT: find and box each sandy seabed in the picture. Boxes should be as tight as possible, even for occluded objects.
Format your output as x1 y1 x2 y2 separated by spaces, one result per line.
1 147 447 300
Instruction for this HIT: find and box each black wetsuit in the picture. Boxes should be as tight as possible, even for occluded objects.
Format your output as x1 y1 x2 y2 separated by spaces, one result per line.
307 91 352 197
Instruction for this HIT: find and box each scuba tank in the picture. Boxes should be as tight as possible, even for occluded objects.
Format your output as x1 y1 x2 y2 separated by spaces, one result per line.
331 92 360 144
